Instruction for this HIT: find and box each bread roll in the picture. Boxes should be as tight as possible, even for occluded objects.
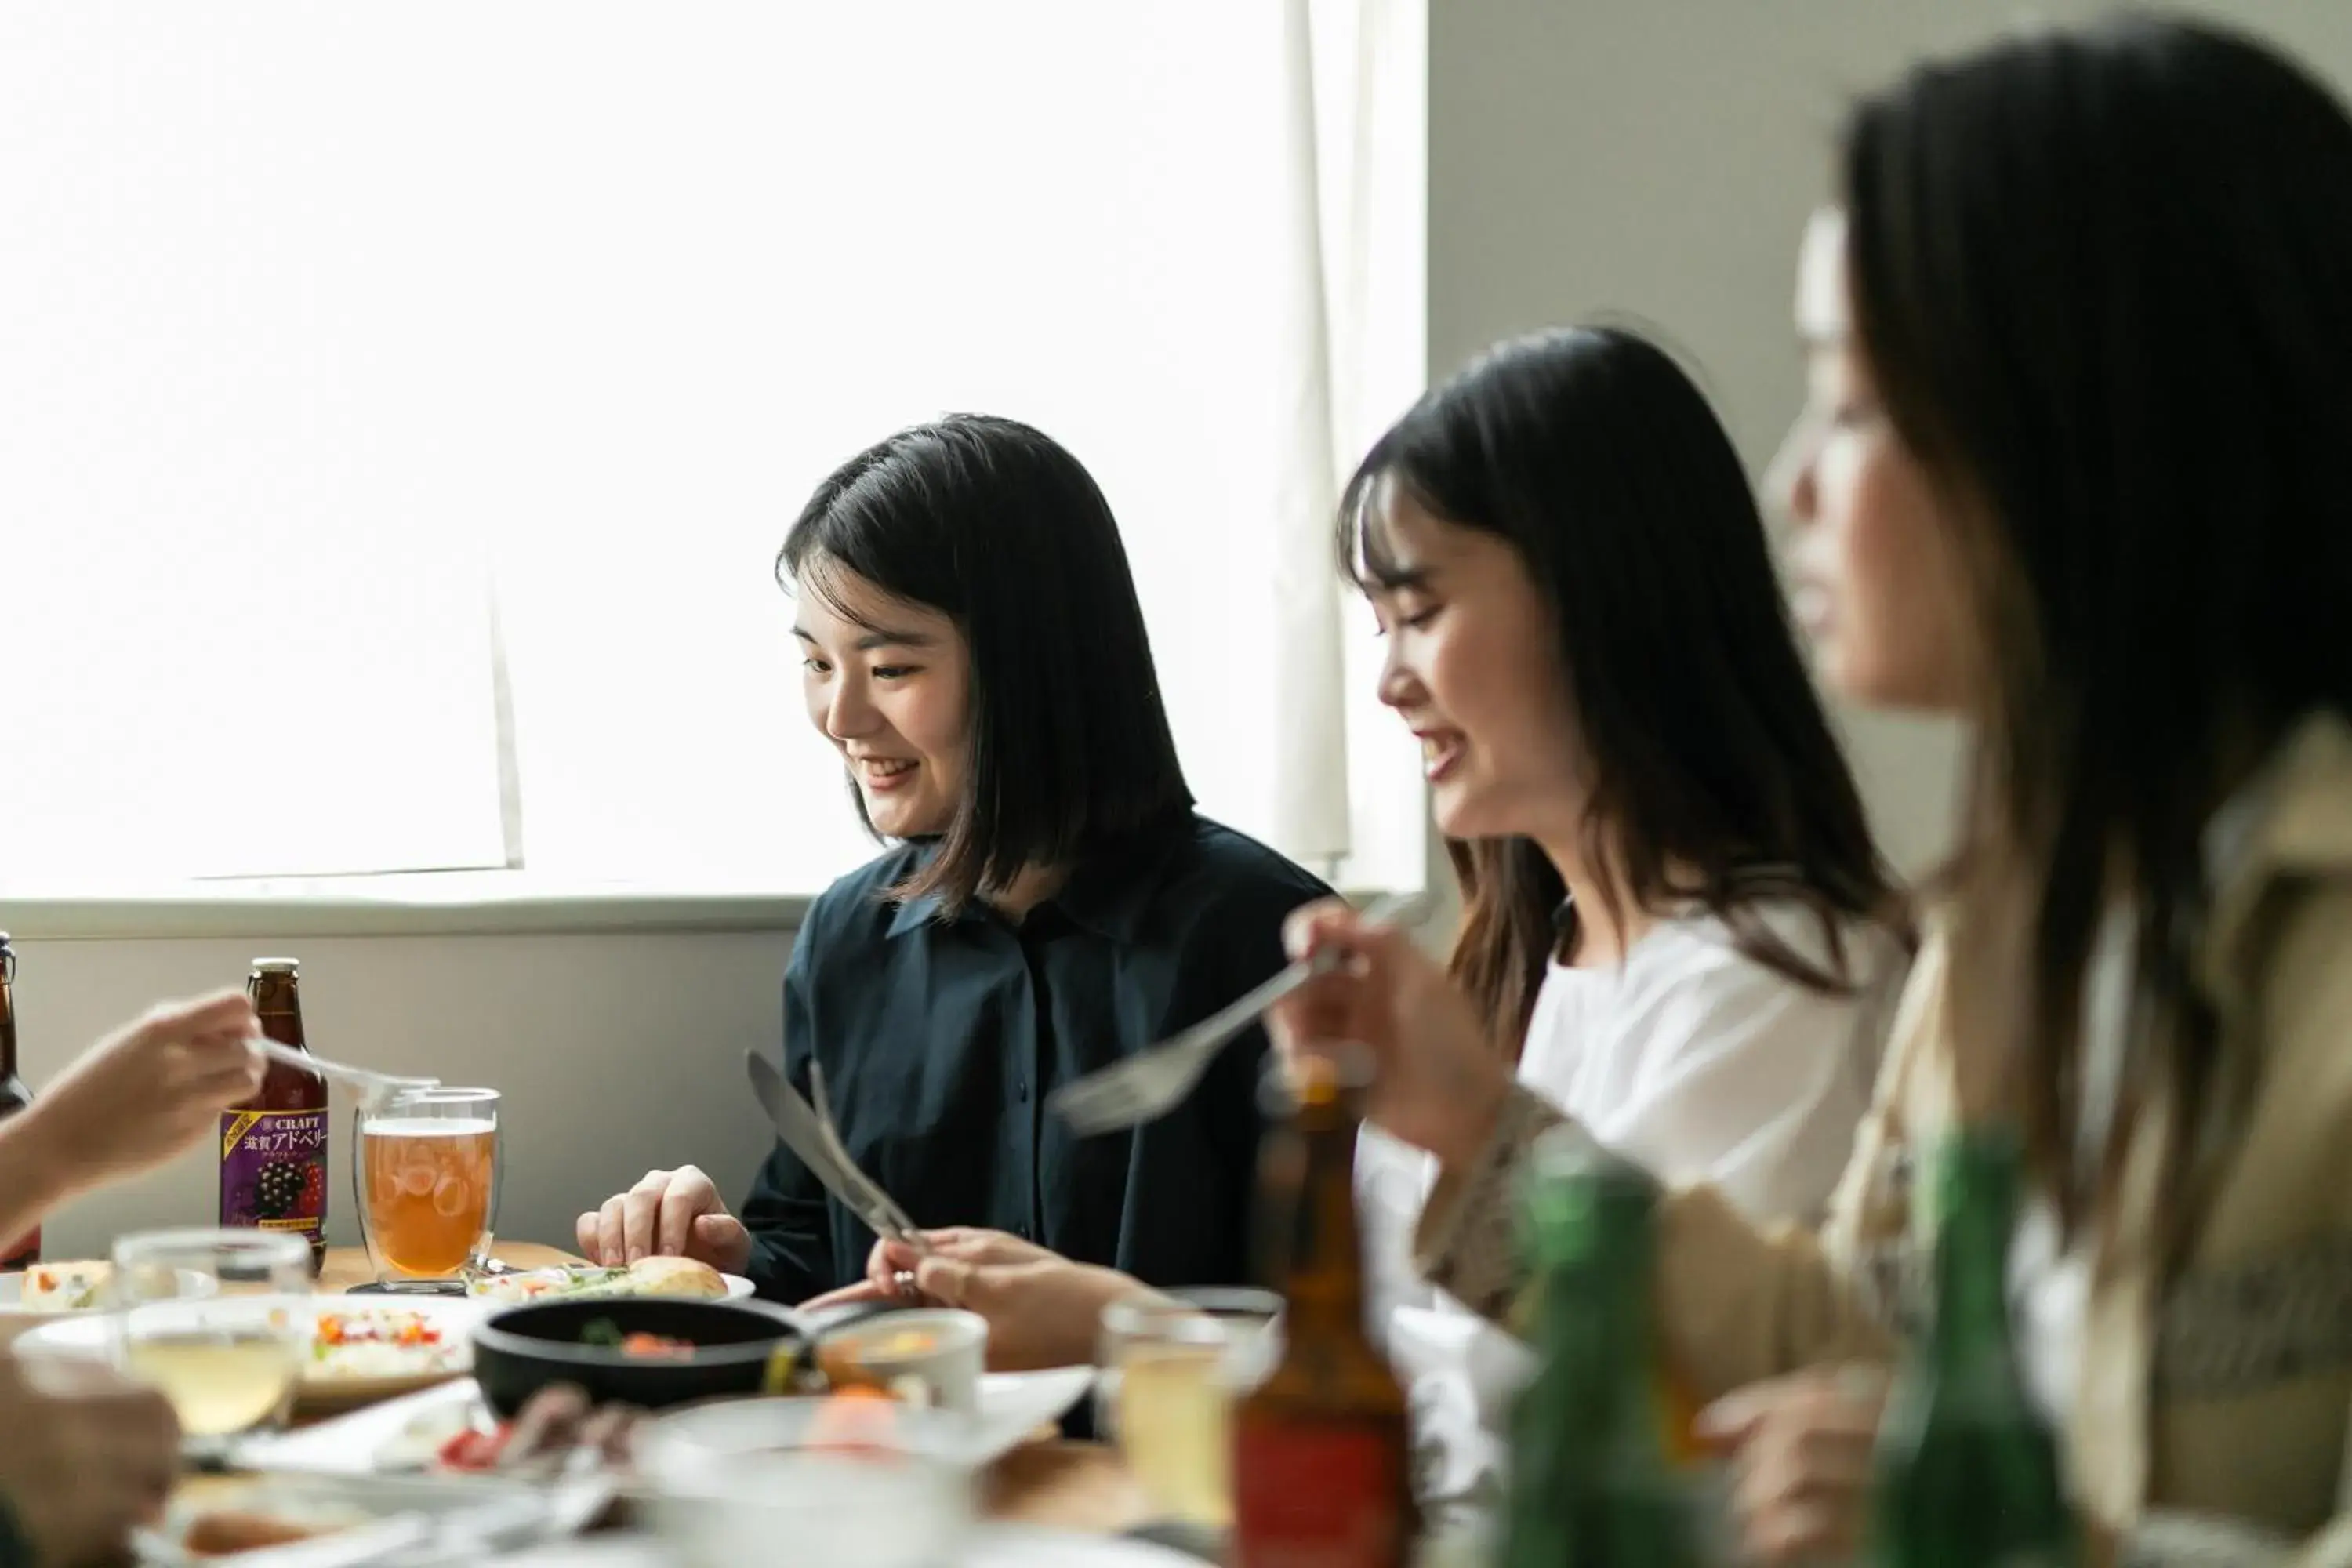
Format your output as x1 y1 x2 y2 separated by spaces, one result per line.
622 1255 728 1298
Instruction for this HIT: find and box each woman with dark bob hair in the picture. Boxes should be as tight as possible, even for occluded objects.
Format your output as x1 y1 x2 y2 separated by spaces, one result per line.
1279 15 2352 1564
577 413 1329 1305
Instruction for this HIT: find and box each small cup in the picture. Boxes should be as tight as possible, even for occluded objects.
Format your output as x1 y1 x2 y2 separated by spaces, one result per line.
813 1309 987 1414
641 1392 978 1568
109 1229 311 1465
1097 1287 1283 1528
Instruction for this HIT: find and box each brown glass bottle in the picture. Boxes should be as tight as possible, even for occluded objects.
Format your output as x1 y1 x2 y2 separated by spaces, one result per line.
222 959 328 1272
1231 1054 1414 1568
0 935 38 1270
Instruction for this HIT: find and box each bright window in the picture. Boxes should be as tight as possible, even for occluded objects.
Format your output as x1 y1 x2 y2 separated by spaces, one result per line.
0 3 1426 896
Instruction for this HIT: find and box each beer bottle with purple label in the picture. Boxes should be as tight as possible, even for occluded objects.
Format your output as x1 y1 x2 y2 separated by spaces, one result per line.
0 935 39 1271
221 958 328 1273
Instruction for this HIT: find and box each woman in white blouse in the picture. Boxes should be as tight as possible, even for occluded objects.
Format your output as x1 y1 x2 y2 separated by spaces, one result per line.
831 327 1912 1515
1338 325 1911 1515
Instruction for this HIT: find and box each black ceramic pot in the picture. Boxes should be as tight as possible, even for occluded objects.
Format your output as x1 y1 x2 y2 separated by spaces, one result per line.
471 1296 811 1418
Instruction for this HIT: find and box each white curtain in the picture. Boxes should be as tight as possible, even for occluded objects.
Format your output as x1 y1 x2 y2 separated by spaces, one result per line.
1286 0 1430 886
1279 0 1421 884
1268 0 1354 873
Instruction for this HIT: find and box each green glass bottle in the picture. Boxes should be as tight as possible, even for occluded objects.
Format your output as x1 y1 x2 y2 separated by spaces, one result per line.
1497 1127 1701 1568
1869 1127 2078 1568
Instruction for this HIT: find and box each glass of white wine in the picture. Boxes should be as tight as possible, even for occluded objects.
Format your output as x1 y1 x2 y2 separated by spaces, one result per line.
111 1228 310 1466
1098 1287 1283 1530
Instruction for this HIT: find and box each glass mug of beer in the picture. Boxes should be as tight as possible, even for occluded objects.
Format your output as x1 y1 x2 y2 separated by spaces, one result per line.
354 1087 500 1292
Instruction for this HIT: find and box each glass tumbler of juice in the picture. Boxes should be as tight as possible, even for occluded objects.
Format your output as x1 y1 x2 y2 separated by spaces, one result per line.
110 1227 310 1466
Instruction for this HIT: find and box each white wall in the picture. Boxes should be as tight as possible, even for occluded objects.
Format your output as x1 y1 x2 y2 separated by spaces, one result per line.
1425 0 2352 877
13 930 790 1263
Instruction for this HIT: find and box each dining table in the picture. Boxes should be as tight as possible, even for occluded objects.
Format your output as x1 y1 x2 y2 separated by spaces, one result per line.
172 1243 1152 1538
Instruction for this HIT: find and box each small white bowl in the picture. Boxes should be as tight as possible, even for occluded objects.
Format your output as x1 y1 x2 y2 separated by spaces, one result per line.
814 1308 987 1414
641 1397 975 1568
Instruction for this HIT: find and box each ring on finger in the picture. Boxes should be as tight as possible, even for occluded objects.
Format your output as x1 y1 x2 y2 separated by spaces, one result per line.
893 1269 918 1297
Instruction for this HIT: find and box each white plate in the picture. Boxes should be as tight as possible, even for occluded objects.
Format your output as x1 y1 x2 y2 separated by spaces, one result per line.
235 1377 484 1475
489 1524 1211 1567
962 1526 1210 1567
973 1366 1098 1459
0 1265 220 1313
470 1265 757 1303
143 1469 596 1567
0 1266 219 1348
240 1365 1096 1479
641 1366 1096 1475
13 1294 487 1411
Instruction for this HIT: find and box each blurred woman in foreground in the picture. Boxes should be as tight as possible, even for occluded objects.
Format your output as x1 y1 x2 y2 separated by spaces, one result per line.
1280 16 2352 1563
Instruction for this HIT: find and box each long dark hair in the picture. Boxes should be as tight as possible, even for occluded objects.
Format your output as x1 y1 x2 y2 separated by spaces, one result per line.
778 414 1192 913
1341 326 1907 1050
1840 16 2352 1233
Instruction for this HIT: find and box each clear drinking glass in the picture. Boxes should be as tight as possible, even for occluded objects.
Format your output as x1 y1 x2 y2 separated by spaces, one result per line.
1097 1287 1283 1528
354 1087 501 1292
111 1228 310 1465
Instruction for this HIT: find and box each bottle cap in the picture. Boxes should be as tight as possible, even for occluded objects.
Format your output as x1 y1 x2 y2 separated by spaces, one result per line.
1520 1124 1658 1261
1527 1122 1646 1186
1297 1055 1341 1107
1255 1042 1374 1117
251 958 300 975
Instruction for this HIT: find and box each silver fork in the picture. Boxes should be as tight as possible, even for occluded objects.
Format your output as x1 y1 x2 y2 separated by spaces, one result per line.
1047 891 1425 1137
249 1035 440 1112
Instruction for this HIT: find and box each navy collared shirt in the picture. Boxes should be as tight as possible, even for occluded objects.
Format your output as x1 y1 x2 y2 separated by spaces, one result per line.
739 812 1331 1304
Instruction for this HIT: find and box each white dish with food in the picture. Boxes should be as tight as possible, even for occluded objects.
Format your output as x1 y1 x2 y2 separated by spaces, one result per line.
468 1256 750 1305
237 1363 1094 1479
0 1262 221 1350
641 1367 1095 1477
813 1308 988 1414
140 1468 597 1566
0 1261 220 1309
962 1527 1228 1568
230 1378 490 1476
487 1526 1232 1568
13 1294 485 1410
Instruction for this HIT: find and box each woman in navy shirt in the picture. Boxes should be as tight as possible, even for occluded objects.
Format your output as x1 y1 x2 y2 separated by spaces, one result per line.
578 415 1329 1302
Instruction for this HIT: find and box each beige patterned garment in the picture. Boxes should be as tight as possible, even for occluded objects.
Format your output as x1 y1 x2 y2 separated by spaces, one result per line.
1414 714 2352 1568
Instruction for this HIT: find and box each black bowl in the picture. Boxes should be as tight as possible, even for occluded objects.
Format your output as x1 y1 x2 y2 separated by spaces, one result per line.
471 1297 811 1418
